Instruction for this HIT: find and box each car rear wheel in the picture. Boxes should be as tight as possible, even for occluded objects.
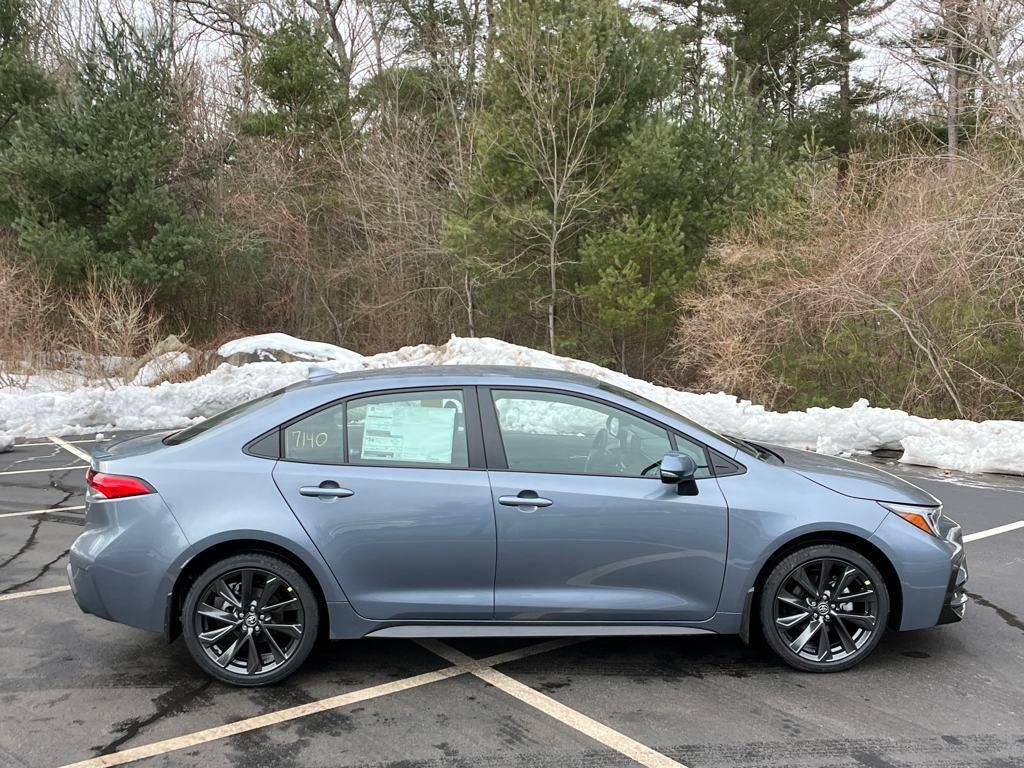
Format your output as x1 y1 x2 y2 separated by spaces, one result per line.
760 544 889 672
182 553 319 686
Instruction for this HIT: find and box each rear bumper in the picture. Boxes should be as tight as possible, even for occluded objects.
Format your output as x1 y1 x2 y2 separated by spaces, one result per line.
67 561 110 620
67 494 190 633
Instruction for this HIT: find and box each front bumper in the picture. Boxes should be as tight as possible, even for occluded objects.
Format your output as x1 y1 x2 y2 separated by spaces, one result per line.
938 520 968 624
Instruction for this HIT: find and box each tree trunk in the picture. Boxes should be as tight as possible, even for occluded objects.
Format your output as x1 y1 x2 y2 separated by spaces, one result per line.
945 0 963 156
693 0 704 102
837 0 852 181
464 272 476 337
547 234 557 354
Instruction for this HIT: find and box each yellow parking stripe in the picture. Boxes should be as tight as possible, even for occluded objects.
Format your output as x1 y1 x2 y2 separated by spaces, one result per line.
56 640 583 768
0 585 72 602
419 640 686 768
0 505 85 519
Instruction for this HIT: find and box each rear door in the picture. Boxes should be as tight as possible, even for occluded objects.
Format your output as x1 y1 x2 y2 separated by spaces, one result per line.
482 387 729 622
272 386 497 620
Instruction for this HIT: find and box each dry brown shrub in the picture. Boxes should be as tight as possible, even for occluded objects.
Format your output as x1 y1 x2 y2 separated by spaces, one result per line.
65 272 164 385
221 101 468 354
675 146 1024 419
0 239 63 388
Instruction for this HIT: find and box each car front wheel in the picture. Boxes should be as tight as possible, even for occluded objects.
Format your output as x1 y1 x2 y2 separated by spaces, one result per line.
182 553 319 686
760 544 889 672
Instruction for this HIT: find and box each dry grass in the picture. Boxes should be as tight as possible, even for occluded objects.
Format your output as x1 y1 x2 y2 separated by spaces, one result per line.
675 146 1024 419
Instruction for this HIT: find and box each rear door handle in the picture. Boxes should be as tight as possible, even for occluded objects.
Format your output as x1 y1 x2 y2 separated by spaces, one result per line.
300 485 354 499
499 494 553 508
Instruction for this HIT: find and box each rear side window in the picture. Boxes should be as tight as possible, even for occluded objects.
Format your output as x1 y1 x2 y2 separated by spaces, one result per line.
164 389 284 445
348 390 468 468
282 389 469 468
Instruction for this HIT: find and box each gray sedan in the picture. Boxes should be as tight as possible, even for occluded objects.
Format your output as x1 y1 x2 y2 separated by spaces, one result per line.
68 366 968 685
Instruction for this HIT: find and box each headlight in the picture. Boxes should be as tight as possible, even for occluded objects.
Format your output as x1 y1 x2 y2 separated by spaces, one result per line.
879 501 943 537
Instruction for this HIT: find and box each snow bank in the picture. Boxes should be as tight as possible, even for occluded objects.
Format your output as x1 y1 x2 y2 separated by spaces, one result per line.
2 334 1023 476
217 333 363 364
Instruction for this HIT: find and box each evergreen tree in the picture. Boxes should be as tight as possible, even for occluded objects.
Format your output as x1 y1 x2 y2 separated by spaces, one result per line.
0 25 218 300
0 0 52 147
240 21 350 138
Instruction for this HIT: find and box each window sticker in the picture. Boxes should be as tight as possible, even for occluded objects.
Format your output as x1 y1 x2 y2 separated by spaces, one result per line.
360 402 457 464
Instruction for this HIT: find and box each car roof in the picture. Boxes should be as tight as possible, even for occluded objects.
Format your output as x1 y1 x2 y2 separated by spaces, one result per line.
295 364 602 390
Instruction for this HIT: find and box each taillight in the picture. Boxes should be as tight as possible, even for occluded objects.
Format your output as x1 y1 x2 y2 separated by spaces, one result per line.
86 469 155 500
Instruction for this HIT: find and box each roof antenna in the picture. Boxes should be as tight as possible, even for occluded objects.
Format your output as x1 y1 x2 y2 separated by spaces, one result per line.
307 366 336 380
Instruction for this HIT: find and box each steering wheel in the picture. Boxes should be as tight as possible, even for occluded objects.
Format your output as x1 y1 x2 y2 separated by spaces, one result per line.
584 416 627 474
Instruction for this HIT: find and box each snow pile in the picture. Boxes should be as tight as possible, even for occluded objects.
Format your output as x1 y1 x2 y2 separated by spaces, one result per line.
0 434 13 453
218 333 364 364
1 333 1023 475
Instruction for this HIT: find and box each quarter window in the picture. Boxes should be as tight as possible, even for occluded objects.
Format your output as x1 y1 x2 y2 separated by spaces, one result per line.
284 403 345 463
491 390 703 478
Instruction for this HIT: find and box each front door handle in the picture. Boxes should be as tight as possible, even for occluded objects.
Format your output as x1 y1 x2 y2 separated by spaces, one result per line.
499 494 553 508
300 483 354 499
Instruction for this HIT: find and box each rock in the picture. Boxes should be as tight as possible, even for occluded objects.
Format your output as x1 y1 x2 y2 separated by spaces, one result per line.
123 335 196 384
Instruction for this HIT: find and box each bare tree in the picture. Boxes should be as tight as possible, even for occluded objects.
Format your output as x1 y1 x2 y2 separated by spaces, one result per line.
484 2 627 353
943 0 968 154
946 0 1024 136
896 0 1024 152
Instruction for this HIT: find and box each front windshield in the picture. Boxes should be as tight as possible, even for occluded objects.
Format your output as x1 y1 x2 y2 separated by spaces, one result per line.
595 381 760 458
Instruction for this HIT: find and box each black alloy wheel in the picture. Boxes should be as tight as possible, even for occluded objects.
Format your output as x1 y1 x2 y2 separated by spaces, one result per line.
182 553 319 686
761 544 889 672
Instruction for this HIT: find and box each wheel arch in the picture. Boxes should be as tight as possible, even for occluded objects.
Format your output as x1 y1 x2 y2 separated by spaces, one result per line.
166 538 330 643
740 530 903 644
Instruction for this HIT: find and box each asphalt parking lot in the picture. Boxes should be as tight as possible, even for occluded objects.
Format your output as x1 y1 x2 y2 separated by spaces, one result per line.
1 433 1023 768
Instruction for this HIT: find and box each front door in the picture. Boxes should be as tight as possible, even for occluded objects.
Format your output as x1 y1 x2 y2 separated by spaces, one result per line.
273 387 496 621
483 388 729 622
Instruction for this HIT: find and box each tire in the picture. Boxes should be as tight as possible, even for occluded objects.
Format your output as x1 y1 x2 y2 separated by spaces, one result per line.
182 553 319 686
760 544 889 673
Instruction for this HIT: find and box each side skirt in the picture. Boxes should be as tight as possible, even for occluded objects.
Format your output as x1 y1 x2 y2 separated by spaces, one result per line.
365 624 717 639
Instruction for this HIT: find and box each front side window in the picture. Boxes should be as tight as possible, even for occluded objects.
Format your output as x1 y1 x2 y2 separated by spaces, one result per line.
491 389 686 477
347 389 468 467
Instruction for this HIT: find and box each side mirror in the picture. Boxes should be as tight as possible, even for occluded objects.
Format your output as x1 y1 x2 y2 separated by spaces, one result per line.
660 452 699 496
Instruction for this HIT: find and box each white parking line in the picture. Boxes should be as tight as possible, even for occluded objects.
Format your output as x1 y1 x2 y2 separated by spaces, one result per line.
418 640 686 768
48 435 94 462
0 464 86 476
57 639 582 768
963 520 1024 542
0 505 86 519
19 438 100 447
0 585 71 602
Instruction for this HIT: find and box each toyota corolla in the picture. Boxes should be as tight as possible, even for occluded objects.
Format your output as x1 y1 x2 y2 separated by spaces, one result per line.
68 366 968 685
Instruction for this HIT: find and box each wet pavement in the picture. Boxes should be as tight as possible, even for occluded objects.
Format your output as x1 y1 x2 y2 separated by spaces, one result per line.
0 433 1022 768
